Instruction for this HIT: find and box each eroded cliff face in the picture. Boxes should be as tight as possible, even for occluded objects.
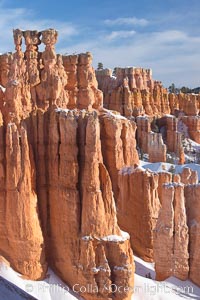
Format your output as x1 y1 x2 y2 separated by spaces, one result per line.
26 108 135 300
96 68 169 117
1 26 200 299
96 69 200 119
153 183 189 281
0 106 135 300
100 111 139 200
0 28 136 300
0 29 103 126
185 184 200 287
0 113 46 280
118 166 160 262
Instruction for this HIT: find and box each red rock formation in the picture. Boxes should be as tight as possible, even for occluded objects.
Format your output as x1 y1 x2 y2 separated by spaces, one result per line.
157 172 172 204
169 93 200 116
166 116 177 151
0 53 13 87
154 183 189 281
0 28 137 300
181 116 200 143
179 93 199 116
35 29 69 108
3 29 32 124
180 167 198 184
96 68 169 117
100 110 139 199
185 184 200 287
0 114 47 280
169 93 179 114
26 108 135 300
148 132 167 162
0 29 103 122
63 52 103 110
136 116 151 153
166 115 185 163
118 166 160 262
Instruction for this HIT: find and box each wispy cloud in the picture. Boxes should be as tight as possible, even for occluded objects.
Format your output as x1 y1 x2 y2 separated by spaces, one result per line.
105 30 136 40
104 17 148 26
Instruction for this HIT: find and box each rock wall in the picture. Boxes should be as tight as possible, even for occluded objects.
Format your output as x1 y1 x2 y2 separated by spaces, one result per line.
96 68 169 117
136 116 151 153
0 28 136 300
185 184 200 287
166 116 185 164
0 107 135 300
100 111 139 200
148 132 167 162
154 183 189 281
154 181 200 285
118 166 160 262
63 52 103 110
181 116 200 143
0 29 103 125
0 113 47 280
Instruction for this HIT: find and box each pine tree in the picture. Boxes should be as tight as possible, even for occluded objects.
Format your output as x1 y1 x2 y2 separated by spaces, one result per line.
97 62 103 70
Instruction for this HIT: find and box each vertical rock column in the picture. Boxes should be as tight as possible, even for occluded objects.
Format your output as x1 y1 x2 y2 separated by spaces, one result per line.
136 116 151 153
154 183 189 281
148 132 167 162
118 167 160 261
100 112 139 200
185 184 200 286
29 108 135 300
23 30 41 108
36 29 68 108
77 53 103 110
181 116 200 143
0 120 46 280
4 29 29 124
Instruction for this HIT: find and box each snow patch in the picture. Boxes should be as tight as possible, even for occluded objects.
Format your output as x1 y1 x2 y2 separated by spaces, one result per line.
119 165 146 175
140 161 200 180
0 258 83 300
0 85 6 92
133 255 200 300
120 230 130 240
55 108 69 114
105 110 127 120
101 234 129 242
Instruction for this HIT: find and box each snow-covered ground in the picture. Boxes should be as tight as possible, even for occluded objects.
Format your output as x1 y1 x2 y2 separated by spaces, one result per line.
140 160 200 180
133 256 200 300
0 256 199 300
0 257 82 300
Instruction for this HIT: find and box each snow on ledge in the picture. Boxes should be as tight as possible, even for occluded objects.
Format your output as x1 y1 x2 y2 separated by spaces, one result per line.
119 165 146 175
101 233 130 243
55 108 69 114
105 110 127 120
0 85 5 92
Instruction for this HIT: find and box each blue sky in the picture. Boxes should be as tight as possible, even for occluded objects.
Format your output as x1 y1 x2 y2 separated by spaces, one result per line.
0 0 200 87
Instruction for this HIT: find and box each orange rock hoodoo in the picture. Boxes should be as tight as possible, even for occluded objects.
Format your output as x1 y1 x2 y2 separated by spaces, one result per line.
0 29 137 300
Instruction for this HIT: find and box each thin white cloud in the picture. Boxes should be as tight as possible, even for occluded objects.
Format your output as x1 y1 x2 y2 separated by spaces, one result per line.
105 30 136 40
104 17 148 26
